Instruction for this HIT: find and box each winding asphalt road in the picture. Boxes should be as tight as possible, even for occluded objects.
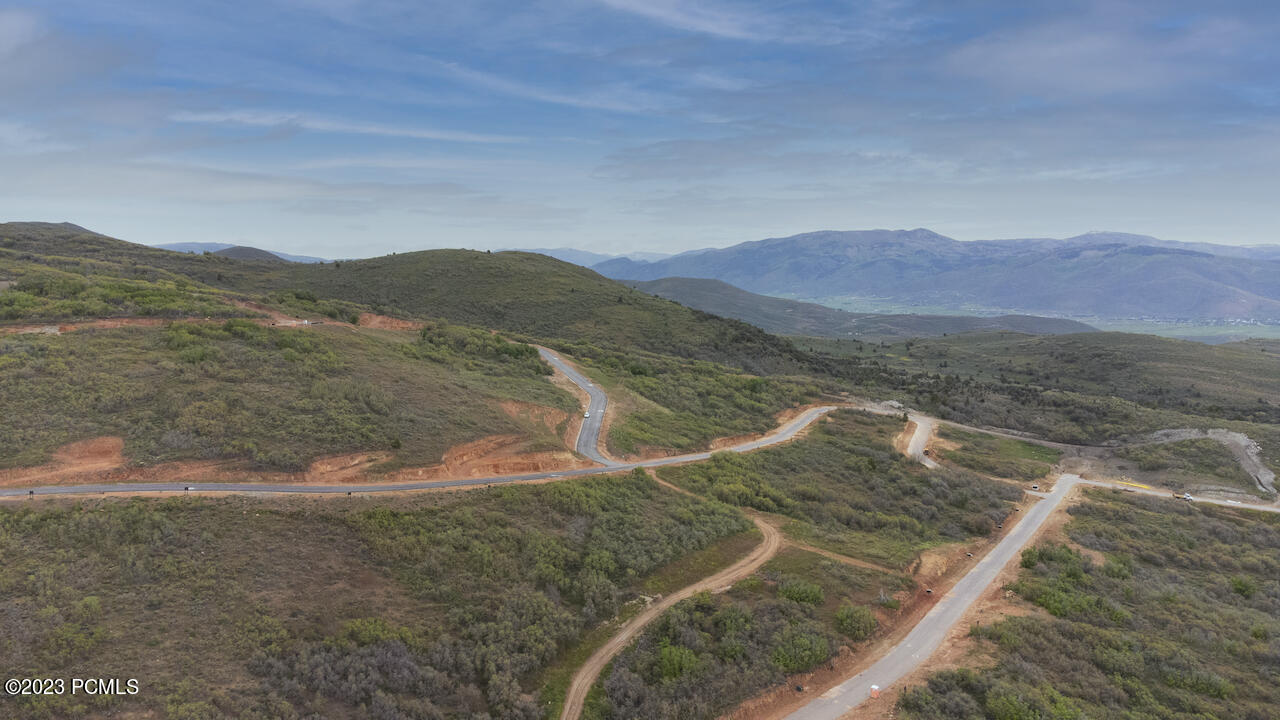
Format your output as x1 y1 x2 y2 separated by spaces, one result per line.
0 348 836 498
537 347 615 466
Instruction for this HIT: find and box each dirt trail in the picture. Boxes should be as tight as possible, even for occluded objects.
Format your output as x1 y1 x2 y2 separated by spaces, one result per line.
560 515 782 720
784 539 902 577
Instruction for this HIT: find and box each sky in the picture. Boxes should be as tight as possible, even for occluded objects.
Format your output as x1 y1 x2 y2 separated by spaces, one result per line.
1 0 1278 257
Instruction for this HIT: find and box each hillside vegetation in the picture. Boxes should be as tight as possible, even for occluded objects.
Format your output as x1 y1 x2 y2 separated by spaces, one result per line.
286 250 809 373
0 222 811 374
588 411 1019 718
0 472 751 719
899 490 1280 720
804 331 1280 477
592 548 911 719
660 411 1022 570
562 343 820 456
0 320 573 471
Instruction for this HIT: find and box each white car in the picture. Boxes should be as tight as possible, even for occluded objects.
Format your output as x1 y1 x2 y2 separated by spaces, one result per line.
584 411 590 418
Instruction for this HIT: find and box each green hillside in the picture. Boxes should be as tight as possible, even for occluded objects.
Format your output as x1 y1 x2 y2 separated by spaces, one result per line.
0 320 575 471
857 331 1280 426
0 473 752 719
0 223 809 374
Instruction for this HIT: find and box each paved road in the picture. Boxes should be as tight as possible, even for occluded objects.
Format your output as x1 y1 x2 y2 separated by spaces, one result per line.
785 475 1083 720
560 516 782 720
906 414 939 469
0 403 838 499
537 347 616 466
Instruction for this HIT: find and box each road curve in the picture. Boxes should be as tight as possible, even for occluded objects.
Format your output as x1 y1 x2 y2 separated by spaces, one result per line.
0 406 839 499
537 347 616 466
560 515 782 720
906 414 939 469
785 475 1083 720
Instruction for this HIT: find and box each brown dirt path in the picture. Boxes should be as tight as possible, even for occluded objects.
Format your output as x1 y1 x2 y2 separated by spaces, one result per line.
560 515 783 720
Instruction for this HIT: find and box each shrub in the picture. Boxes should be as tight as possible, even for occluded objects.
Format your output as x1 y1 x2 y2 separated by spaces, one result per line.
835 601 877 641
770 627 829 673
778 578 824 605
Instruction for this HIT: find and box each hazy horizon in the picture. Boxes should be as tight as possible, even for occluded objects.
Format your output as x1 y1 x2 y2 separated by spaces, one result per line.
127 225 1279 263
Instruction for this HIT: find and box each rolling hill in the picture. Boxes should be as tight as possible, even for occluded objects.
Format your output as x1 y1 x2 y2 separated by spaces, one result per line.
595 229 1280 322
213 245 288 262
0 221 811 374
628 277 1095 338
155 241 328 263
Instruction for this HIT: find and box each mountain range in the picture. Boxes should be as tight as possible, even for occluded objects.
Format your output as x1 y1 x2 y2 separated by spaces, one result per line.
628 278 1095 338
594 230 1280 322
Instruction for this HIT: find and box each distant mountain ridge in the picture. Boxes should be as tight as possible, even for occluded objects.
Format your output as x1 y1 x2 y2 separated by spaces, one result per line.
594 230 1280 322
154 242 328 263
508 247 672 266
628 277 1096 338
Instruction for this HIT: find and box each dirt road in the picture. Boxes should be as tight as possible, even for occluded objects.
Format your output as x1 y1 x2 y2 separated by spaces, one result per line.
559 515 782 720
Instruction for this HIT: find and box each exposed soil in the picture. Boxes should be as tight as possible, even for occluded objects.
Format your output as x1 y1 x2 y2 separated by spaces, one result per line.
357 312 425 331
305 452 392 483
0 436 126 486
500 400 573 444
387 435 593 482
1 427 592 490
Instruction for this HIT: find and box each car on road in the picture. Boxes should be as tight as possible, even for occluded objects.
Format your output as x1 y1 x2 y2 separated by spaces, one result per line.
584 411 590 418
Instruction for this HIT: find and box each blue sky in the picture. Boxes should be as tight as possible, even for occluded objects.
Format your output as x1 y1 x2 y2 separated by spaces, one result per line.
1 0 1277 256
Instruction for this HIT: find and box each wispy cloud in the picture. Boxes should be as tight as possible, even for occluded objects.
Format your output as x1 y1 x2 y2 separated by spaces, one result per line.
170 109 524 144
421 57 670 114
0 120 71 154
591 0 768 41
589 0 918 46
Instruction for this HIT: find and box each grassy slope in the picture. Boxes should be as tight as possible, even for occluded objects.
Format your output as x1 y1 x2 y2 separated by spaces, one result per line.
937 426 1062 481
0 471 751 719
1 223 807 374
568 346 821 456
1 223 829 467
899 490 1280 720
286 250 811 373
0 320 574 470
